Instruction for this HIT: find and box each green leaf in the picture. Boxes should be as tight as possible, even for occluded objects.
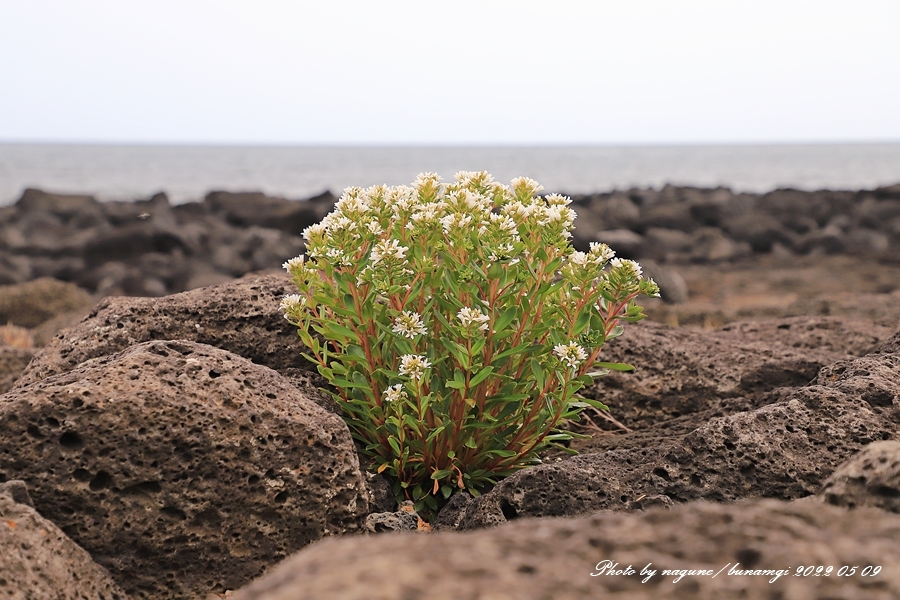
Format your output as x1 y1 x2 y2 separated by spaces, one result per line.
593 361 634 372
469 366 494 387
430 469 453 480
387 437 401 456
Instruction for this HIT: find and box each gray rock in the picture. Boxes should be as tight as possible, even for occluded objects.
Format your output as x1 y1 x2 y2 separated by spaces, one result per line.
639 260 688 304
364 509 418 534
0 480 34 507
0 339 368 600
232 499 900 600
0 491 130 600
818 441 900 512
594 229 644 259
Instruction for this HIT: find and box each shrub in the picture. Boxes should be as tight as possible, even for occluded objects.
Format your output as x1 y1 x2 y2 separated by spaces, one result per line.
281 171 658 518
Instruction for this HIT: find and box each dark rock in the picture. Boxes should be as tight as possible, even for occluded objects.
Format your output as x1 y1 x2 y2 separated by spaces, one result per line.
795 224 846 255
0 339 368 599
458 381 895 529
15 188 105 228
0 491 129 600
15 274 306 388
689 227 751 263
639 260 688 304
232 499 900 600
204 191 333 235
640 227 693 261
585 317 883 432
0 277 94 328
639 202 696 232
845 227 890 254
722 211 795 252
433 492 472 531
857 196 900 230
594 229 644 259
452 318 898 529
818 441 900 512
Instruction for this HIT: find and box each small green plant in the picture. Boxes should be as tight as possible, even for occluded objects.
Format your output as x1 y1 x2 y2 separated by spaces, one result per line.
281 171 658 518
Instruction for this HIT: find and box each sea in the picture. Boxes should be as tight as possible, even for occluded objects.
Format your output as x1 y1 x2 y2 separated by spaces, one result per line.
1 143 900 206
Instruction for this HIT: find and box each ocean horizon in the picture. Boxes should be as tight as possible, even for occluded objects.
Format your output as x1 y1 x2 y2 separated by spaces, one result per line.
2 142 900 206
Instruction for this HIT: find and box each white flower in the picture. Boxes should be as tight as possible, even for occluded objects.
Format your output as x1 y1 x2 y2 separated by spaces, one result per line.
440 212 473 233
546 193 572 206
568 251 590 267
545 205 576 227
589 242 615 263
510 176 544 196
383 384 407 403
553 342 587 368
610 257 643 278
282 256 306 272
302 222 327 241
392 311 428 339
457 306 490 331
399 354 431 381
370 239 408 265
489 213 518 233
365 219 383 235
414 172 442 188
279 294 306 320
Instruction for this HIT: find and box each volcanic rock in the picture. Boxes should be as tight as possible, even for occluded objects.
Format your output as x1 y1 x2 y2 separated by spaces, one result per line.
0 482 129 600
232 499 900 600
0 340 368 599
14 274 308 388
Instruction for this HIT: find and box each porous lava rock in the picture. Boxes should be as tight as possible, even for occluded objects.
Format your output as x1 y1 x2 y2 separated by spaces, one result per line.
14 274 308 388
0 340 368 599
233 499 900 600
453 326 899 529
0 346 34 394
817 440 900 513
585 316 892 433
0 483 129 600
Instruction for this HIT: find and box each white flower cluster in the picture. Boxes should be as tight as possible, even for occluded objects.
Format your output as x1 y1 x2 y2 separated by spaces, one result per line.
279 294 306 321
370 238 408 265
457 306 490 332
392 311 428 339
382 383 408 403
553 341 588 368
399 354 431 381
610 257 642 278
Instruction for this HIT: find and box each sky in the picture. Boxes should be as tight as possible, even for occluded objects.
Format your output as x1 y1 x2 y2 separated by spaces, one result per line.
1 1 898 146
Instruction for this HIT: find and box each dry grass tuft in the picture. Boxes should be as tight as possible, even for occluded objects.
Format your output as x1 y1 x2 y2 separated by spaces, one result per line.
0 323 34 348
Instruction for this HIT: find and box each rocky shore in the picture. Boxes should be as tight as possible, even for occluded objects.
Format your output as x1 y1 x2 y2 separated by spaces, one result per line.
1 183 900 599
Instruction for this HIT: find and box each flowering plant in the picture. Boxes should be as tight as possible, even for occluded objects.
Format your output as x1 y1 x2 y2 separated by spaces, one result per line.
281 172 658 517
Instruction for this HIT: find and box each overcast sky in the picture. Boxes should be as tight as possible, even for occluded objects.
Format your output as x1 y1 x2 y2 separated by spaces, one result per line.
1 1 898 145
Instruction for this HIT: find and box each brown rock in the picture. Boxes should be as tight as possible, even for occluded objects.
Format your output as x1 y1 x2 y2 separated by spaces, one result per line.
0 277 94 328
15 274 309 388
454 319 899 530
0 485 129 600
0 340 368 599
0 347 34 394
584 317 890 434
818 441 900 512
232 499 900 600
